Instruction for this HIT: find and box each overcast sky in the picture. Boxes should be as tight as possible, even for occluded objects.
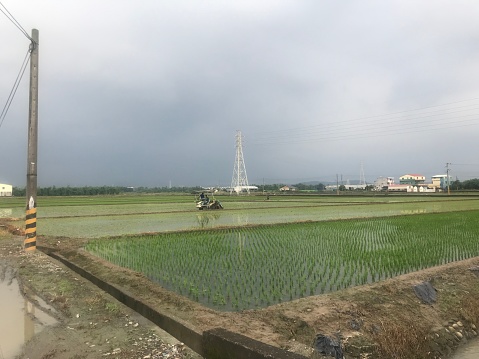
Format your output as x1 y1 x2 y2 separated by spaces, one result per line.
1 0 479 188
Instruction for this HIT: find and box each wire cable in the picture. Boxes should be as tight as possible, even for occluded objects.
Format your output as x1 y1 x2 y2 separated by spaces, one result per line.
252 98 479 145
0 1 34 42
255 97 479 137
0 47 31 129
0 1 36 129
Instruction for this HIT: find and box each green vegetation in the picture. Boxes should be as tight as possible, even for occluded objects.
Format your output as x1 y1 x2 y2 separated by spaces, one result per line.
8 176 479 198
12 185 204 197
450 178 479 190
85 210 479 311
105 302 121 314
58 279 74 296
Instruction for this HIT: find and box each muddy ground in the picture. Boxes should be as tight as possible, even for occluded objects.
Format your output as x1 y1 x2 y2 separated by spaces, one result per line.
2 223 479 359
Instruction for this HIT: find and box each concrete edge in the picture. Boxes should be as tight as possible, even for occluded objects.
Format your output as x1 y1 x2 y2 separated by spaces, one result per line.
203 328 308 359
38 246 308 359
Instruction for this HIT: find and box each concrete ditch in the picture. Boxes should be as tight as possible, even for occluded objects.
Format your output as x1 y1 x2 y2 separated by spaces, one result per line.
39 246 308 359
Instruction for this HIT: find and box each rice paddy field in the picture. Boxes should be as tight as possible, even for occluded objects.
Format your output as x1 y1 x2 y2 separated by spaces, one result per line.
2 193 479 311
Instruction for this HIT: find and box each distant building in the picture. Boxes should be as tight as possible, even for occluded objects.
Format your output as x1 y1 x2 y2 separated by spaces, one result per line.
374 177 395 191
367 173 452 193
0 183 13 197
387 184 434 193
399 174 426 186
233 185 259 193
387 184 411 192
431 174 451 190
344 184 367 190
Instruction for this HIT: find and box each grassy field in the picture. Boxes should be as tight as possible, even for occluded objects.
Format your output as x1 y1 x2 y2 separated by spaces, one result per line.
85 209 479 311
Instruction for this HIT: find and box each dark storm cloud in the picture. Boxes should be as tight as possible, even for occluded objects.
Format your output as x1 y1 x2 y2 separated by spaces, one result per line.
1 0 479 187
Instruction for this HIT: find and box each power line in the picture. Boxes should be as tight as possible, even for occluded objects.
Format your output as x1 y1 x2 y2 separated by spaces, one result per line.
256 103 479 141
448 163 479 166
256 97 479 137
0 47 30 129
0 1 37 129
254 116 479 145
253 97 479 145
0 1 34 42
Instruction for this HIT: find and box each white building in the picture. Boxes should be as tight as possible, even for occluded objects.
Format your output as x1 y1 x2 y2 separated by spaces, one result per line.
387 184 435 193
279 186 296 192
387 184 411 192
0 183 13 197
374 177 395 191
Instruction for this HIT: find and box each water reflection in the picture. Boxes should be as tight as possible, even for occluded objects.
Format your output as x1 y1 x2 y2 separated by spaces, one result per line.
195 212 221 228
0 262 57 358
0 208 12 218
451 339 479 359
237 232 245 262
194 212 252 229
400 208 427 215
234 213 250 225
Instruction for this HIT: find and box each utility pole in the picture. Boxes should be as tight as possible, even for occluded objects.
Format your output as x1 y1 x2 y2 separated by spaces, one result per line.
25 29 39 251
445 162 451 195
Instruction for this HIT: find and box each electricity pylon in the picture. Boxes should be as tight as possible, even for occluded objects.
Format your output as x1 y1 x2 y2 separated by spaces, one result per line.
359 162 366 186
230 130 249 195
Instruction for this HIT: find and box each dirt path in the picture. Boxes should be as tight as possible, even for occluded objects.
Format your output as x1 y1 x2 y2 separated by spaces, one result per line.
2 223 479 358
0 231 201 359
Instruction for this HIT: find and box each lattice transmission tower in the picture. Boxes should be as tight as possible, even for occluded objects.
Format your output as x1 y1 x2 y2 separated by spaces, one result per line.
359 162 366 186
230 130 250 195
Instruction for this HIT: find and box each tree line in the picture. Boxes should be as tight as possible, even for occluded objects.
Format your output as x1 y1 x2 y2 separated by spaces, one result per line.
449 178 479 191
10 178 479 197
12 185 204 197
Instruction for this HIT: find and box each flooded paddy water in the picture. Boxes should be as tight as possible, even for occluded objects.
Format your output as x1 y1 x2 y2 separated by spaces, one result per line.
85 210 479 311
0 261 57 358
451 339 479 359
29 196 479 238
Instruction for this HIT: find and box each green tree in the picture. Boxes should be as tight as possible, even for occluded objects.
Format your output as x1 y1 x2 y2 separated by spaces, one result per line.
450 179 462 191
462 178 479 190
317 183 326 191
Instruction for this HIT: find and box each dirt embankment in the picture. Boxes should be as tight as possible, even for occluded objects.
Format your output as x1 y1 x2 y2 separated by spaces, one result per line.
0 230 201 359
2 223 479 359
